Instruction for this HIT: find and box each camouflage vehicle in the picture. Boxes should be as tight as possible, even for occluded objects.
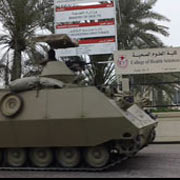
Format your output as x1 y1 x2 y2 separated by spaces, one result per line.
0 34 158 171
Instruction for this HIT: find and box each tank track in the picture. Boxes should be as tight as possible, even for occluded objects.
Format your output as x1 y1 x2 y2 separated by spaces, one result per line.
0 132 155 172
0 156 128 172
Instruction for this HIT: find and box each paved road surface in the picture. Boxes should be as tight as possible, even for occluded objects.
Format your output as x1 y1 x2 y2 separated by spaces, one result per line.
0 144 180 178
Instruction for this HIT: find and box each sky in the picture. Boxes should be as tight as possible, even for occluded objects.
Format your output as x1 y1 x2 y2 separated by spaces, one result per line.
153 0 180 47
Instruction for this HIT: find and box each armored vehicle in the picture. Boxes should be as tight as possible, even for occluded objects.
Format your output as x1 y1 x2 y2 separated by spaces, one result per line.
0 34 157 171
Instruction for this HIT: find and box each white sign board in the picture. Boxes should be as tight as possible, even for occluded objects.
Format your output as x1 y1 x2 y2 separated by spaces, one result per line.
56 37 116 57
56 0 106 6
114 47 180 75
55 0 105 7
56 20 116 39
54 0 117 56
55 3 115 22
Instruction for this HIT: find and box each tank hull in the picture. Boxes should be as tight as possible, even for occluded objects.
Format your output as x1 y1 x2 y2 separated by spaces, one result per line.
0 87 157 148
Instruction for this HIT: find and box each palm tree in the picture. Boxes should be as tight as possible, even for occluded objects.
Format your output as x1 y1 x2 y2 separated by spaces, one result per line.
84 55 116 87
117 0 169 49
0 0 53 82
115 0 180 107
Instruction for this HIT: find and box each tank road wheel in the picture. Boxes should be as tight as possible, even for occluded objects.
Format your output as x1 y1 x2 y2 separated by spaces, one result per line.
0 93 23 117
84 146 110 168
56 147 81 168
29 148 53 167
5 148 26 167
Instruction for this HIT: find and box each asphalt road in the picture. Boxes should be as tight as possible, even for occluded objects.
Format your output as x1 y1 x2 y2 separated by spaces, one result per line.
0 144 180 178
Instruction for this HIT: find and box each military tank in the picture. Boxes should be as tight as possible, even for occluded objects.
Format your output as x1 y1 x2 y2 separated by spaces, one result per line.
0 34 158 171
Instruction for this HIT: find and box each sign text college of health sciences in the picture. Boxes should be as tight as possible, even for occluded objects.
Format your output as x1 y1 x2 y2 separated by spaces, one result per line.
54 0 117 56
114 47 180 75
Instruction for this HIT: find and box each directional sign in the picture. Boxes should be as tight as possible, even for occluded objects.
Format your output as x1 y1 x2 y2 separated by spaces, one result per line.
55 2 115 22
56 37 116 57
54 0 117 56
56 20 116 39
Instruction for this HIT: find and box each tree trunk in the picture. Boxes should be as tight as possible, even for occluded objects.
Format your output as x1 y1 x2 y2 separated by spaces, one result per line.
4 59 9 86
11 48 22 81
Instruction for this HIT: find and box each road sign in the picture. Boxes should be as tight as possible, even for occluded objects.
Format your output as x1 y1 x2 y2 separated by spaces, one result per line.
55 2 115 22
56 37 116 57
54 0 117 56
56 20 116 39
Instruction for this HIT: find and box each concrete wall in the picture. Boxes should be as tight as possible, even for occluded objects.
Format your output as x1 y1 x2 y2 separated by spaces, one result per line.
154 112 180 142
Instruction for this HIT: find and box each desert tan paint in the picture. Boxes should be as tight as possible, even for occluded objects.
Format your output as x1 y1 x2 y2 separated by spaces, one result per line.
0 86 156 148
